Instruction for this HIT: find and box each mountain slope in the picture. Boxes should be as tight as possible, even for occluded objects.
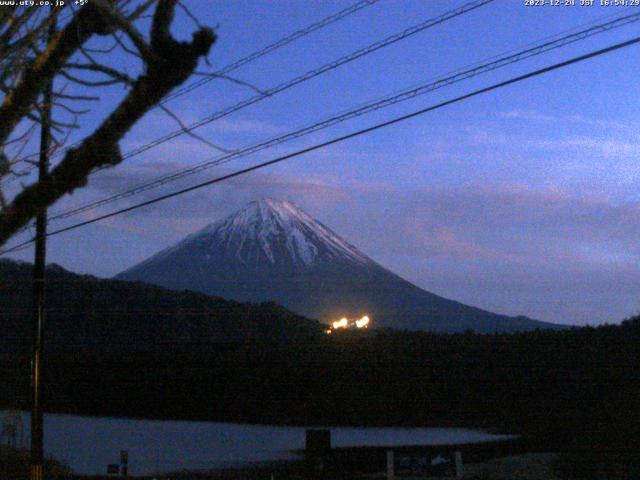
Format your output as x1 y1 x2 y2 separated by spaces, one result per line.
117 199 561 333
0 259 324 354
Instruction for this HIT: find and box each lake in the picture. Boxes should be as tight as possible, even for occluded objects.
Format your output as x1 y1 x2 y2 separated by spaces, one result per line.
2 411 515 475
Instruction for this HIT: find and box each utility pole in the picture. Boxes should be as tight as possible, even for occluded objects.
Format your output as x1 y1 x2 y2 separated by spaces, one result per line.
31 10 56 480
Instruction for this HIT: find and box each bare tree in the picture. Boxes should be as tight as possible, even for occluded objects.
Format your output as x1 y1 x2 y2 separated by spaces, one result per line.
0 0 216 247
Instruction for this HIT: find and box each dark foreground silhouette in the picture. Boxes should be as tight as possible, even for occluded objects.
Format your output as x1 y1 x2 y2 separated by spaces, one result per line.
1 260 639 478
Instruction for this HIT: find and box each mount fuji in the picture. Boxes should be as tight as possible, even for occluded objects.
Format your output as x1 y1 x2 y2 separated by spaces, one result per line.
116 198 560 333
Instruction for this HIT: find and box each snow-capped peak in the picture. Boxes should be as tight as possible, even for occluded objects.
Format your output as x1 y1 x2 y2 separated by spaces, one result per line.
183 198 372 267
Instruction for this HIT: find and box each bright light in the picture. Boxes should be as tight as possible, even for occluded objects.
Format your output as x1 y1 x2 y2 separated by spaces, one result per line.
356 315 370 328
328 315 371 332
332 317 348 329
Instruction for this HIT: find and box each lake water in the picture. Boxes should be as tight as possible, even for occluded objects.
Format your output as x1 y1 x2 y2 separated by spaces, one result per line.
2 411 515 475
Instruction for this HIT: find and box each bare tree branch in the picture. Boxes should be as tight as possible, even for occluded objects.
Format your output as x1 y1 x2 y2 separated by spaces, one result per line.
54 102 91 115
111 31 143 59
0 8 38 49
0 0 217 246
159 104 234 153
178 0 204 30
92 0 157 63
82 38 118 54
64 62 134 85
0 3 111 145
0 9 59 59
193 71 266 95
59 69 124 87
52 92 100 101
126 0 159 21
1 123 37 149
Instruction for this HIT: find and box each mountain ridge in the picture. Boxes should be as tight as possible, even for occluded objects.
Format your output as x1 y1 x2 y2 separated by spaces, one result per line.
0 258 324 354
117 198 563 333
122 198 375 272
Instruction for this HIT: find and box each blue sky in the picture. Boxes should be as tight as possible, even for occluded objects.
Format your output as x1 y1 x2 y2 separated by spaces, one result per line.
4 0 640 326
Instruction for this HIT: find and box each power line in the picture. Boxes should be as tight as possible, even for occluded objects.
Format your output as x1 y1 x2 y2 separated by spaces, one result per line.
161 0 382 103
4 11 638 247
1 0 381 179
46 12 640 222
115 0 494 162
6 0 496 221
2 34 638 256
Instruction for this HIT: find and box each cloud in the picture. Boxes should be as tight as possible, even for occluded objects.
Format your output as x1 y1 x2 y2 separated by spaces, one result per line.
470 128 640 161
210 118 283 135
360 183 640 267
489 110 640 160
500 109 640 132
263 180 640 325
525 136 640 160
85 159 189 193
33 109 640 327
89 169 640 286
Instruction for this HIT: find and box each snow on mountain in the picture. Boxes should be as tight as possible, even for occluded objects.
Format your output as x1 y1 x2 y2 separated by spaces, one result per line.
117 199 562 333
150 198 372 268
